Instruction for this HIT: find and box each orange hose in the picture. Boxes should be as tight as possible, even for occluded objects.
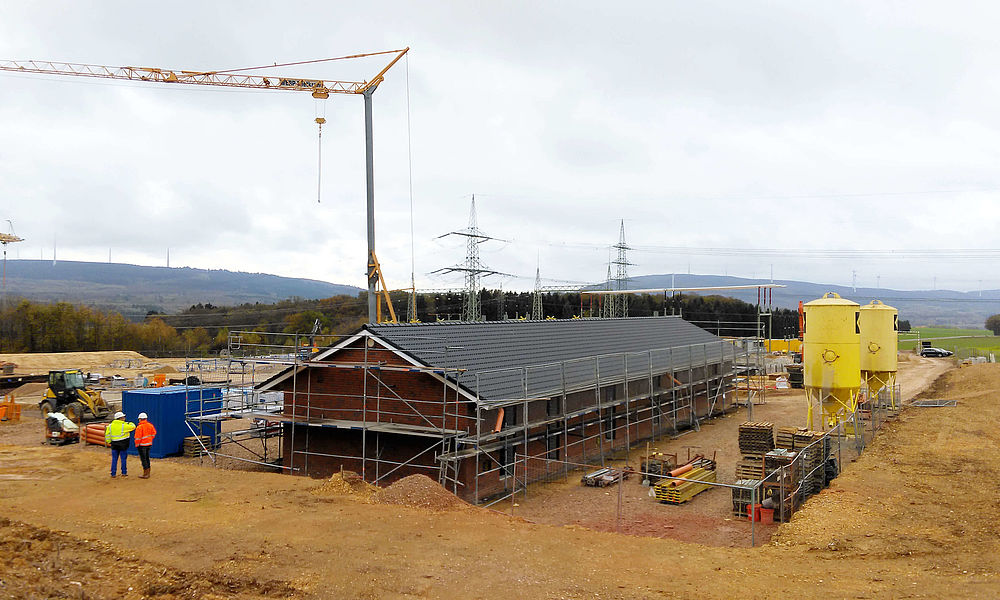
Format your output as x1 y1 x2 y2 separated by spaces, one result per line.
493 408 504 433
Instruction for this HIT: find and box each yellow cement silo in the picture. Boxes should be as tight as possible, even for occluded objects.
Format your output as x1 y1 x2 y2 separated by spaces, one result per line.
859 299 898 406
803 293 860 430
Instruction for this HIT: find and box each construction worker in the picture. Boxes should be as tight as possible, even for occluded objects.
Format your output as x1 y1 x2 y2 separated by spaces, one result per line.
134 412 156 479
104 411 135 478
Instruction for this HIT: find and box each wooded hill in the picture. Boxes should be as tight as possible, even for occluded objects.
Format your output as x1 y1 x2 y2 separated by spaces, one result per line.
3 260 360 319
0 292 799 356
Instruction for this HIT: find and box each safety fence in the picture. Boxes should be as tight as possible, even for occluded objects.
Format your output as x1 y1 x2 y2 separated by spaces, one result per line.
504 386 904 548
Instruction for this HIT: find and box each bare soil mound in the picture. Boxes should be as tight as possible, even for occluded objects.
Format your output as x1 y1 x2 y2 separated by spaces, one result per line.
7 382 48 401
918 363 995 399
311 470 378 500
0 517 296 599
374 474 468 511
0 351 150 373
152 364 179 373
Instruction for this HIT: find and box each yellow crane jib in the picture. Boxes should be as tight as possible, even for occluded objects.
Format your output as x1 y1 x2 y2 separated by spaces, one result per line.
0 48 411 324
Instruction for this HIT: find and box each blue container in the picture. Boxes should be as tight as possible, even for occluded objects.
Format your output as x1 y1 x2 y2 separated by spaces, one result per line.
122 386 222 458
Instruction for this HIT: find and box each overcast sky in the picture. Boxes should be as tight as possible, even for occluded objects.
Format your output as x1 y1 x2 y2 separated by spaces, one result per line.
3 1 1000 293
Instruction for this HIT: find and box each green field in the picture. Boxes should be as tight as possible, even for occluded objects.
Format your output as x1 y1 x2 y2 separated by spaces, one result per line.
899 327 1000 357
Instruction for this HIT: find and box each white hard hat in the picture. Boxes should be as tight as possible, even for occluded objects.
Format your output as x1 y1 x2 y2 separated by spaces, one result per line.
113 411 125 420
138 412 148 420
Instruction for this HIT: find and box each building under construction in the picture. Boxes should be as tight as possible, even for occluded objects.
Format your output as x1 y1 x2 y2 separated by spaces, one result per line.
257 317 738 503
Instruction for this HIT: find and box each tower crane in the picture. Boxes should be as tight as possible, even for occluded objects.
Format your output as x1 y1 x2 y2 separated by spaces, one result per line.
0 226 24 303
0 48 410 323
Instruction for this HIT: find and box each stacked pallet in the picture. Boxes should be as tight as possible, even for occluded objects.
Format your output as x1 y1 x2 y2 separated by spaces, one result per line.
793 429 823 450
735 457 765 480
654 464 717 504
736 422 773 481
764 448 800 483
794 430 827 496
183 435 213 457
731 479 760 517
763 449 802 522
739 422 775 455
775 426 804 449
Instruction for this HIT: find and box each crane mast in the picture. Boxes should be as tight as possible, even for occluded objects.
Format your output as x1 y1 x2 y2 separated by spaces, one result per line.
0 48 410 323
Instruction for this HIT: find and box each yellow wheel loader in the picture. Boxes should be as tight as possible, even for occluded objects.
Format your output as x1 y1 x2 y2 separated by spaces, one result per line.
38 370 110 421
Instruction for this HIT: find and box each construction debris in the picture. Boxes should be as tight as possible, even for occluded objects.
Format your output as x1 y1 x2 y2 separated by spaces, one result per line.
640 452 677 484
582 467 628 488
910 399 958 407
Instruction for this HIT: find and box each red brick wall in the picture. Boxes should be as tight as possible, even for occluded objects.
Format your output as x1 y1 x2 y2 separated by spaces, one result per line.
283 427 444 487
271 335 734 503
276 341 477 432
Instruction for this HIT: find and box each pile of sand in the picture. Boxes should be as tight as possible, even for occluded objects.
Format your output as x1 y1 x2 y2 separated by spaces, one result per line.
897 352 911 362
373 474 467 511
7 382 48 403
311 471 378 500
152 365 178 373
0 351 150 373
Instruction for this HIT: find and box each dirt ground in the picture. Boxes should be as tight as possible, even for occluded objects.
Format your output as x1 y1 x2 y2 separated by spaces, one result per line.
3 355 998 599
512 355 951 547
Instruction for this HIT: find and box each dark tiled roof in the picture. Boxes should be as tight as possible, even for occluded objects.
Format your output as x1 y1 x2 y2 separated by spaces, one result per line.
366 317 730 405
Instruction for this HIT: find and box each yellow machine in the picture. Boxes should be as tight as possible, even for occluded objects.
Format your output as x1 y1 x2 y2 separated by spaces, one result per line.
859 300 898 407
803 293 860 430
39 370 110 421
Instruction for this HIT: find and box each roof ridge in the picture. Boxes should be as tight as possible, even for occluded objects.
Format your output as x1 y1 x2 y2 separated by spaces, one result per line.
368 316 682 328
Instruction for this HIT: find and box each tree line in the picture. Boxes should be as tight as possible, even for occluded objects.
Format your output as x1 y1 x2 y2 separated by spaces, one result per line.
0 291 809 357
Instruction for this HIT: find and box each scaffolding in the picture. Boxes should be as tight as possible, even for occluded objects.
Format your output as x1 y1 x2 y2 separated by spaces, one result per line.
444 338 740 504
182 326 742 504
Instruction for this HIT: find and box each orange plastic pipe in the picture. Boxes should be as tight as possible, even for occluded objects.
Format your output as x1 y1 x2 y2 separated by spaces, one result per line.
493 408 504 433
669 463 693 478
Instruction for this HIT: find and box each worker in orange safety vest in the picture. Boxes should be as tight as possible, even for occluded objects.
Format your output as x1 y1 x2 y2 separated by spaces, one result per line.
134 412 157 479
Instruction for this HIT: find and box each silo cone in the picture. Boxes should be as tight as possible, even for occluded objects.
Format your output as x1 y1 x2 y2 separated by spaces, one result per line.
859 300 898 409
803 293 861 431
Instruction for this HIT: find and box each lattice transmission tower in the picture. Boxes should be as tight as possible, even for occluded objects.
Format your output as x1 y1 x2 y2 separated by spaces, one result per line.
433 197 504 321
532 265 543 320
611 220 632 318
601 259 616 319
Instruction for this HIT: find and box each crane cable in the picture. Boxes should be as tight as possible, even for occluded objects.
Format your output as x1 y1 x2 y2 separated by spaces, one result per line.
406 52 417 320
315 99 326 203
